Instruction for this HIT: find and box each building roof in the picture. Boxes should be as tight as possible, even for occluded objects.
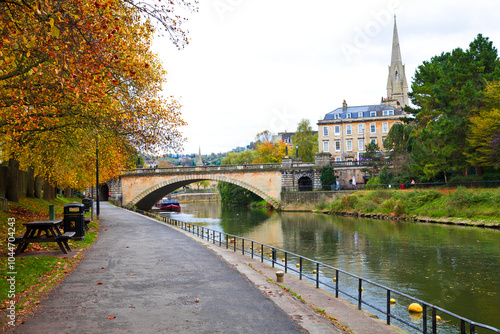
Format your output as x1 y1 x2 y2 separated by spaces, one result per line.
322 104 400 121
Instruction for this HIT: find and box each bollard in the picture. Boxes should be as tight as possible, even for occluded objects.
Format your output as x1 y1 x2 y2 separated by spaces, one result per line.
49 205 55 220
276 271 285 283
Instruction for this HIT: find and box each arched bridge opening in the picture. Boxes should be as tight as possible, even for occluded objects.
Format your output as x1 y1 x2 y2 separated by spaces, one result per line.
125 174 281 211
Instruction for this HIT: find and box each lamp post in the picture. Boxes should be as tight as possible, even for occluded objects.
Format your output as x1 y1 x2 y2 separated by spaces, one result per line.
96 135 100 220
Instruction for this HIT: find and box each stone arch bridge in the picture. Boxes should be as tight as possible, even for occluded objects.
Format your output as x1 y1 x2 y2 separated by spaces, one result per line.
118 157 368 211
121 161 322 210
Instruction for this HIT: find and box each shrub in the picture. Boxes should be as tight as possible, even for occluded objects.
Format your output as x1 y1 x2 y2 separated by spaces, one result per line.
394 200 404 216
340 194 358 210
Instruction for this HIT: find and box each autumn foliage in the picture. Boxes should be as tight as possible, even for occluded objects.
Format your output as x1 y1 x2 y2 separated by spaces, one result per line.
0 0 197 190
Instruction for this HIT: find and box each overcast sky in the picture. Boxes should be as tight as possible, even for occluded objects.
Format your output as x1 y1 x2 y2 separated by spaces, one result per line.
152 0 500 155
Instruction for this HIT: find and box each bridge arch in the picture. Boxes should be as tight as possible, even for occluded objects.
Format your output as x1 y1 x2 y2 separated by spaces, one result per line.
126 174 281 210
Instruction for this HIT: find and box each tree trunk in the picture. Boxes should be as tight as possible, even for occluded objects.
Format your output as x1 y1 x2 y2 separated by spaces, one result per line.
6 159 20 202
43 179 51 200
64 187 72 198
34 176 43 199
26 166 35 198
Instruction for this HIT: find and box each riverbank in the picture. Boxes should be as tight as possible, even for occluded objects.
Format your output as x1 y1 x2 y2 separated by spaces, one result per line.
316 187 500 229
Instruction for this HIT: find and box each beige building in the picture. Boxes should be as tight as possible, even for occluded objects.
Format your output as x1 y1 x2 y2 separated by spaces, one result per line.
317 17 408 162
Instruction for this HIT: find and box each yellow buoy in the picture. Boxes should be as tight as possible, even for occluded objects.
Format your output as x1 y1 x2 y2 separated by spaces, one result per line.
408 303 423 313
282 258 285 262
333 277 337 282
313 270 317 274
390 298 396 304
361 287 364 291
259 250 262 254
296 264 300 268
435 315 442 322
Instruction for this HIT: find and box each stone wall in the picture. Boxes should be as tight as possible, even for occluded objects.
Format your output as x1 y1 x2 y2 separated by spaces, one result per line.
280 191 350 211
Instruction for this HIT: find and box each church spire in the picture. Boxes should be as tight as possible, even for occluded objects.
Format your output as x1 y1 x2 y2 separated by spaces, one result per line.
196 146 204 166
386 15 408 109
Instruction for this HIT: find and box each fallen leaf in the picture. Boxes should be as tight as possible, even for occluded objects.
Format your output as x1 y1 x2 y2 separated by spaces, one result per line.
101 267 106 269
97 282 103 285
107 316 116 319
194 298 200 303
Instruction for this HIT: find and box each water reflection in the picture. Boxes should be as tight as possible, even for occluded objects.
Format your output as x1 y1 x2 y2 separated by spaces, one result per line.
160 201 500 332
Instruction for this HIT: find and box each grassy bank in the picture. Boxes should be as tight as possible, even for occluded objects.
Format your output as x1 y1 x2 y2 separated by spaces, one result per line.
318 187 500 225
0 196 99 327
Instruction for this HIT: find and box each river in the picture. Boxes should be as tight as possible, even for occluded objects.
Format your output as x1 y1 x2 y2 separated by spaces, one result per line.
158 201 500 333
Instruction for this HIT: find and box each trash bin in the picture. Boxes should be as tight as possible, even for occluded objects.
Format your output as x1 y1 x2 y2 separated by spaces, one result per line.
63 203 85 241
82 198 92 213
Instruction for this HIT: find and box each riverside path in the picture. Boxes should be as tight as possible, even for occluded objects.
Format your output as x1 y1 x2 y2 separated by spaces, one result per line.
10 203 339 333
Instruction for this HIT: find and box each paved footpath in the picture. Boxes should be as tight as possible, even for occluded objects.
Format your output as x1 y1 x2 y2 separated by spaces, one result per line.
11 203 336 334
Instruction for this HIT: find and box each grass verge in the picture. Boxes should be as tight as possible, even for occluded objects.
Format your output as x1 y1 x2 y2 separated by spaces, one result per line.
0 195 100 330
320 187 500 225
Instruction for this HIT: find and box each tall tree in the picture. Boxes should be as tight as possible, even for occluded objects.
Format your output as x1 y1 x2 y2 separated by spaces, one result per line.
383 122 415 177
408 34 500 179
290 119 318 162
361 142 384 177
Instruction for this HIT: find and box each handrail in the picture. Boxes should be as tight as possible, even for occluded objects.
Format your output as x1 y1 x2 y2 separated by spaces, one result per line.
134 209 500 334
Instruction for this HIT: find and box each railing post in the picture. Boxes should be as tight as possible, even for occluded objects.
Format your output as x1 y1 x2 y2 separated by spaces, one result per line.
261 244 264 262
423 304 427 334
358 279 362 309
284 252 287 273
335 270 339 298
432 307 437 334
470 323 475 334
226 235 228 249
272 248 276 268
219 232 221 246
242 239 245 255
251 241 254 259
316 263 319 288
461 320 466 334
299 257 303 280
386 290 391 325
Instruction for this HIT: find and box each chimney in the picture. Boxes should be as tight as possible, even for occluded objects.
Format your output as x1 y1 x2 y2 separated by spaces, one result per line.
342 100 347 111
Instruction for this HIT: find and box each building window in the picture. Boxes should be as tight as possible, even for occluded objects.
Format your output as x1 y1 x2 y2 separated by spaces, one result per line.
370 123 376 134
335 157 341 162
370 111 376 117
335 141 341 152
358 139 365 151
323 126 329 136
346 139 352 151
382 122 389 133
334 114 340 119
347 113 351 119
346 124 352 135
358 112 363 118
334 125 340 136
323 141 329 152
358 124 364 135
371 139 377 144
383 110 394 116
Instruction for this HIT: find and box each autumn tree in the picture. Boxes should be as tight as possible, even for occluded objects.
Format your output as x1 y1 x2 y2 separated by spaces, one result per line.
253 141 286 163
383 122 415 177
0 0 197 200
467 81 500 169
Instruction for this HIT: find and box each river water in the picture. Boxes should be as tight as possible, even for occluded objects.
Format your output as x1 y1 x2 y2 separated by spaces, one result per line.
158 201 500 333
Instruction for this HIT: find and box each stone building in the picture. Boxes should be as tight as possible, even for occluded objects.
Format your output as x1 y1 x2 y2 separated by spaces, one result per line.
317 16 408 163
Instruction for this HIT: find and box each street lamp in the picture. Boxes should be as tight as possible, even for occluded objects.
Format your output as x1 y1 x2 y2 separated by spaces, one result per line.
96 135 100 220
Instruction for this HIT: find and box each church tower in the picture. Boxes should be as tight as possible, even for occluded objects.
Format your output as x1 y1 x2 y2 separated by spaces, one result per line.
384 16 408 109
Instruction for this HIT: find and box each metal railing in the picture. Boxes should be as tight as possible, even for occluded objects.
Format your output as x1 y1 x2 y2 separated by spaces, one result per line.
135 209 499 334
0 196 7 211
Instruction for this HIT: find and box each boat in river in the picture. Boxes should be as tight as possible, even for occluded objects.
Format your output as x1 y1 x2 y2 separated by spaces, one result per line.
155 198 181 211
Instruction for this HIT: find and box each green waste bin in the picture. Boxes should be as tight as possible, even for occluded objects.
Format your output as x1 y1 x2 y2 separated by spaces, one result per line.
63 203 85 241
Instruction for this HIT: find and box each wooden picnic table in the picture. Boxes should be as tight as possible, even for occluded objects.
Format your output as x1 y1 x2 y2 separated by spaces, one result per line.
13 220 75 255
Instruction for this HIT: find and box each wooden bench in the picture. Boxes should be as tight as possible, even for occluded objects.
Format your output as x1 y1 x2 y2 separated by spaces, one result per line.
11 227 77 255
